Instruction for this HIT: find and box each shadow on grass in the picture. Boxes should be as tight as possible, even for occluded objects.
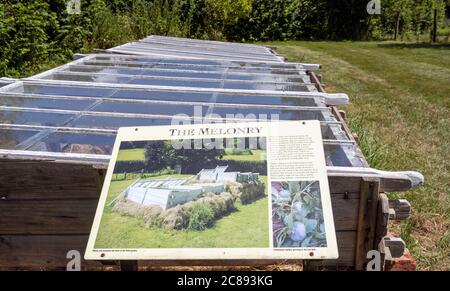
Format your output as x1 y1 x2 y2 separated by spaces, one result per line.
377 42 450 49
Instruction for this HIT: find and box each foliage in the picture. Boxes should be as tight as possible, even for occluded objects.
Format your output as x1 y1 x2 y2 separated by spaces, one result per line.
239 181 266 204
186 203 215 230
144 140 225 172
1 0 449 77
205 0 252 39
272 181 327 248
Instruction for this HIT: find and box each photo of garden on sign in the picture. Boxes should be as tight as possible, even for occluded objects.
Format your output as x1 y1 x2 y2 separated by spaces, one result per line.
85 121 338 260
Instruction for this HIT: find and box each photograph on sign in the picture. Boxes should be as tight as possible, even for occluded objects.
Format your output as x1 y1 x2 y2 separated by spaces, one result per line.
85 121 338 260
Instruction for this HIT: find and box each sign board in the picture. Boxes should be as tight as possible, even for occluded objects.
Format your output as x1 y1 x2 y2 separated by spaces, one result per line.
85 121 338 260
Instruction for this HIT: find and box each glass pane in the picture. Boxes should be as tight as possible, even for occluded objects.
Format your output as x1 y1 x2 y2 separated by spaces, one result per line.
44 73 133 84
140 44 266 56
324 144 365 167
0 129 40 149
211 107 328 121
69 115 174 129
0 96 95 110
94 55 224 66
0 81 13 88
128 78 222 88
111 90 319 107
110 46 273 62
224 74 306 83
222 83 312 91
110 89 213 102
91 101 209 116
0 110 75 126
67 66 225 79
70 65 307 83
214 94 319 107
86 59 302 74
321 124 348 140
29 132 116 154
11 84 115 97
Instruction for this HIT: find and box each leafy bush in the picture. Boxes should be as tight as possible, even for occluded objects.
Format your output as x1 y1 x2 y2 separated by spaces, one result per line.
272 181 327 248
239 181 265 204
186 203 215 231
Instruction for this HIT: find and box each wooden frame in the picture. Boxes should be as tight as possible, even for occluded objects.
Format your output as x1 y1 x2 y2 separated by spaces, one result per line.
0 38 422 270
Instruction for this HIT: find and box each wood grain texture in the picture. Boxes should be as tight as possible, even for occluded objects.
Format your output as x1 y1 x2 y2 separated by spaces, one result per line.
355 178 380 270
0 231 356 270
302 231 356 270
0 235 103 270
0 200 97 235
0 159 101 200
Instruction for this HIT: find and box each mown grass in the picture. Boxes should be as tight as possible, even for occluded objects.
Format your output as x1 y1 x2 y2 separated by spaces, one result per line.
116 148 146 161
222 149 266 162
268 41 449 270
95 175 269 248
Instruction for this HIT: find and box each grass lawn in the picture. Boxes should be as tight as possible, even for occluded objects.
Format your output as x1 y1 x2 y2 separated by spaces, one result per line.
223 149 266 161
117 148 145 161
94 175 269 248
266 41 449 270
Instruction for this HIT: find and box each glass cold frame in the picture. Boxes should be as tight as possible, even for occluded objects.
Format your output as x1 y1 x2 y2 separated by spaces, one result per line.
9 83 116 97
109 45 281 62
140 37 272 53
0 128 41 149
91 55 299 70
0 95 95 110
0 110 75 127
21 131 359 167
64 65 309 83
5 83 325 108
27 131 116 155
84 60 302 75
0 33 366 169
42 72 314 91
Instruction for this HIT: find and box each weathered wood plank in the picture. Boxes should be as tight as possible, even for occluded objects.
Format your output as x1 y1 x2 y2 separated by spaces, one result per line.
0 235 104 270
355 177 380 270
302 231 356 269
330 198 359 231
0 231 356 270
388 199 411 221
375 193 390 246
0 195 358 235
328 176 362 193
0 200 97 235
0 160 101 200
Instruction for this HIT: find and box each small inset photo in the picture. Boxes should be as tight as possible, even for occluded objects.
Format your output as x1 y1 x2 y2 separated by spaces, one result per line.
271 180 327 248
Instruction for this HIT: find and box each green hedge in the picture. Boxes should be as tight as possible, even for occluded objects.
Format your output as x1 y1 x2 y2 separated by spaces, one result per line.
113 159 267 175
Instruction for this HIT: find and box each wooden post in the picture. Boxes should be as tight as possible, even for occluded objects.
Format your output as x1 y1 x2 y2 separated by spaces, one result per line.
119 260 138 271
355 177 380 270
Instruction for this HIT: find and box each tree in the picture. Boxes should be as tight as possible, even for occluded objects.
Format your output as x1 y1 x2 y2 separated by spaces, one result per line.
205 0 252 39
144 140 224 173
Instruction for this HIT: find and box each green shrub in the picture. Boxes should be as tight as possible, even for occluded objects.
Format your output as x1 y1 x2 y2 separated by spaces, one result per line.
186 203 215 231
239 182 265 205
